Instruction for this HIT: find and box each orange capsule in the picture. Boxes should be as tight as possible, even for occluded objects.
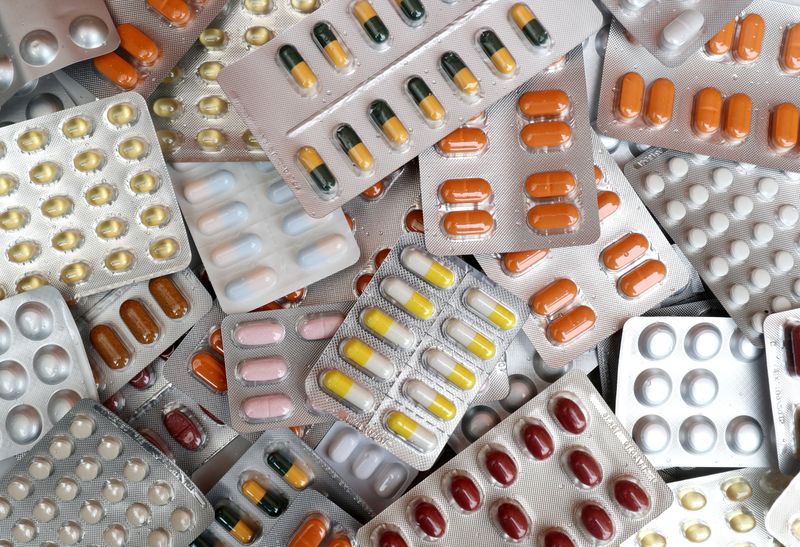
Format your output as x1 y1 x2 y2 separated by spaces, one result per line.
209 327 224 355
735 14 765 63
520 121 571 150
148 0 193 27
528 203 579 232
442 210 494 236
692 87 723 137
288 514 329 547
345 213 355 231
530 278 578 316
645 79 675 127
706 19 736 56
781 24 800 73
616 72 645 122
598 191 621 221
723 93 752 143
502 249 549 275
118 24 160 66
547 305 596 344
94 52 139 90
770 103 800 152
618 259 666 298
594 165 603 186
439 178 491 204
326 535 352 547
90 324 130 370
284 288 306 302
355 274 373 295
518 89 570 119
253 301 283 312
436 127 487 156
149 276 189 319
404 209 424 232
191 351 227 393
525 171 576 198
119 299 160 344
602 233 649 270
361 181 385 200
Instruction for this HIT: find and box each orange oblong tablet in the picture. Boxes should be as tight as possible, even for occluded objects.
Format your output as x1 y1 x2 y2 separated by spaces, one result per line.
723 93 752 143
598 191 621 221
93 52 139 90
616 72 645 122
149 276 189 319
602 233 649 271
530 278 578 316
782 24 800 73
209 327 224 355
288 514 329 547
645 79 675 127
520 121 571 150
442 210 494 237
692 87 723 137
118 24 160 66
502 249 549 275
90 324 130 370
120 299 160 344
705 19 736 56
618 259 666 298
770 103 800 152
518 89 570 119
436 127 487 156
439 178 491 204
191 351 228 393
594 165 603 186
525 171 576 198
147 0 192 27
528 203 579 232
735 14 765 63
547 305 596 344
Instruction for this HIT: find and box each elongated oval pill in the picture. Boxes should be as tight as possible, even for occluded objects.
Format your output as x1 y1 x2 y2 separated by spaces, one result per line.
617 72 644 121
442 210 494 237
404 380 456 421
440 52 479 96
339 338 394 380
525 171 575 198
520 121 571 150
478 30 516 76
706 19 735 55
298 234 347 267
735 14 765 63
361 307 415 349
464 288 516 330
645 79 675 127
502 249 548 275
547 306 596 344
278 45 317 91
509 3 549 47
602 233 649 270
237 357 288 383
443 318 495 359
407 77 444 123
770 103 799 152
422 348 475 390
380 277 435 319
723 93 752 143
519 89 569 119
528 203 580 232
243 395 294 422
439 178 491 204
120 299 160 344
400 246 454 288
618 259 666 297
320 370 375 411
436 127 487 156
782 23 800 72
660 10 704 51
386 411 436 451
693 87 723 136
530 278 577 316
352 0 389 46
335 125 373 173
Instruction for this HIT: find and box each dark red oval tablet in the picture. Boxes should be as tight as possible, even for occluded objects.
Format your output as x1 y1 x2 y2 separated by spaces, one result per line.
567 449 602 487
355 274 373 296
374 248 391 269
405 209 424 233
523 422 554 459
580 503 614 541
543 529 576 547
414 501 446 538
552 396 587 434
450 474 481 512
496 502 529 540
162 407 205 451
104 393 125 413
379 530 408 547
485 450 517 486
614 479 650 513
128 365 154 389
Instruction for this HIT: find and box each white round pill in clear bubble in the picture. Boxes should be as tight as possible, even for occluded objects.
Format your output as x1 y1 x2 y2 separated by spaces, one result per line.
28 456 52 480
680 416 717 454
170 507 194 532
729 240 750 261
127 503 151 527
148 528 172 547
75 457 101 481
688 185 709 206
772 296 792 313
667 157 689 177
712 167 734 189
773 251 794 273
68 414 95 439
11 519 36 543
757 177 779 199
103 523 127 547
779 205 799 227
749 268 771 289
751 312 766 334
666 200 686 221
752 223 774 244
49 435 74 460
32 498 57 522
123 458 149 482
148 481 173 506
55 477 79 501
707 212 729 234
97 436 123 460
732 195 754 217
633 416 671 453
58 522 82 545
79 500 104 524
0 497 11 520
7 477 31 501
643 173 665 195
686 228 707 249
102 479 126 504
729 284 750 306
726 417 763 455
706 256 729 278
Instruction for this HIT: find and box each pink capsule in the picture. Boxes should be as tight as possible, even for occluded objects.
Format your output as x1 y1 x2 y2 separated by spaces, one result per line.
297 313 345 340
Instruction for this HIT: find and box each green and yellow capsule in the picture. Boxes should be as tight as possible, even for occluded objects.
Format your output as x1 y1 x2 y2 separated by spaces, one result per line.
312 22 351 71
369 100 409 148
215 505 255 544
407 77 445 123
278 45 318 92
335 125 373 173
478 30 516 76
267 450 311 490
392 0 425 26
510 3 550 48
297 146 336 194
440 52 480 97
352 0 389 47
240 479 288 517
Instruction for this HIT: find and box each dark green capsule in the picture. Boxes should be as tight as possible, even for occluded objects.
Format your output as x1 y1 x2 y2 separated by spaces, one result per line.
312 22 337 47
352 0 390 45
298 147 337 194
510 3 550 47
369 100 397 127
241 479 288 517
440 51 467 79
190 531 225 547
407 77 433 104
478 30 505 57
214 505 255 543
394 0 425 25
278 44 305 71
335 124 363 151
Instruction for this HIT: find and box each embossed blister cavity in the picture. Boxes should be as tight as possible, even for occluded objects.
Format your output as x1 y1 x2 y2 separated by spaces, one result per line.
765 470 800 545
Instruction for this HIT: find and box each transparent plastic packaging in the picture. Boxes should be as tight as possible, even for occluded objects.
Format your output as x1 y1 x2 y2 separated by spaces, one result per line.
765 471 800 545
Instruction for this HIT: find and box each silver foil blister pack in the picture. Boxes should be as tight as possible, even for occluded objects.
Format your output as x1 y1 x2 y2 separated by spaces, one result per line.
615 316 774 469
0 92 192 300
169 161 360 314
475 133 690 368
218 0 603 218
0 399 213 546
418 47 600 255
765 470 800 545
0 75 78 126
105 358 172 423
625 147 800 342
357 371 674 547
304 232 528 469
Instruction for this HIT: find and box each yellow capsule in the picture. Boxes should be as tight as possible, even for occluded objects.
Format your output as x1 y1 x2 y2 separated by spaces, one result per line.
0 287 5 300
291 0 318 13
405 380 456 421
16 274 48 293
0 208 29 230
637 530 666 547
150 237 179 260
17 129 48 152
245 26 273 46
140 205 171 227
244 0 271 13
242 130 260 150
198 61 224 82
29 161 61 184
0 174 18 196
723 478 753 501
41 196 74 218
454 67 479 95
156 129 183 153
161 67 183 84
52 230 84 252
679 489 707 511
96 218 128 239
60 262 91 285
197 96 228 118
118 137 149 160
130 171 160 194
200 28 226 48
85 184 116 206
62 116 93 139
152 97 184 119
73 150 105 172
105 250 135 272
385 411 436 452
7 241 40 263
726 509 756 533
682 521 711 543
419 95 444 123
196 128 226 151
106 102 138 126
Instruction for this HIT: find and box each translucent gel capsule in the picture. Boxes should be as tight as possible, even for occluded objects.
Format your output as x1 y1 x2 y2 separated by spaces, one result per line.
200 28 226 49
41 196 74 218
198 61 224 82
7 241 39 263
106 102 138 127
61 262 91 285
17 129 48 152
244 0 271 14
29 161 61 184
52 230 84 252
118 137 149 160
152 98 183 119
140 205 171 228
149 238 179 260
0 174 18 196
0 208 29 231
62 116 93 139
682 520 711 542
85 184 116 206
105 250 135 272
73 150 105 173
96 218 128 239
245 26 273 46
157 130 183 153
16 274 48 293
198 96 228 118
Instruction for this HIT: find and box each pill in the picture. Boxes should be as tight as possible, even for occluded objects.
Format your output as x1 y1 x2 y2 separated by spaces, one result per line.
774 250 794 272
313 22 350 70
580 503 614 541
597 190 621 221
208 328 224 356
502 249 549 275
320 370 375 411
118 24 159 66
706 19 735 55
298 233 348 268
234 320 285 345
279 45 317 91
510 3 549 48
693 87 723 137
441 52 479 97
297 313 342 340
119 299 160 345
645 78 675 127
522 422 554 459
447 474 481 512
352 446 382 478
528 203 580 232
707 256 729 277
518 89 570 119
94 52 139 90
412 501 446 539
400 246 454 288
530 279 577 316
464 288 516 330
163 407 205 450
268 450 311 490
216 505 255 544
352 0 389 46
444 318 495 360
361 307 415 349
378 531 408 547
686 227 707 249
149 277 189 319
671 158 691 178
440 178 491 204
422 348 475 390
148 0 191 25
335 125 373 173
340 338 394 380
406 77 444 123
687 184 709 206
732 194 754 216
373 464 407 497
525 171 575 198
496 501 529 540
355 274 373 295
243 394 294 421
442 210 494 237
381 277 434 321
783 23 800 73
602 233 648 270
370 100 409 148
723 93 752 143
735 13 765 62
288 514 329 547
613 479 650 514
521 121 571 150
236 357 288 385
327 429 359 462
729 284 750 305
660 9 704 51
547 305 595 344
191 351 227 392
770 103 799 151
711 166 733 188
478 30 516 76
566 448 602 488
361 181 384 200
386 411 436 452
392 0 425 25
405 380 456 421
753 222 774 244
618 259 667 298
616 72 644 121
91 324 130 370
436 127 487 156
750 267 771 289
781 204 800 226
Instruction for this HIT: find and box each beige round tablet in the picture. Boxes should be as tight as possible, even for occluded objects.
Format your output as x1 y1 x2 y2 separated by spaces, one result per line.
147 481 173 506
58 521 82 545
102 479 126 504
32 499 57 522
7 477 32 501
147 528 171 547
28 457 53 480
79 500 105 524
69 414 96 438
97 436 123 460
126 503 151 527
49 435 74 459
170 507 193 532
123 458 149 482
75 457 101 481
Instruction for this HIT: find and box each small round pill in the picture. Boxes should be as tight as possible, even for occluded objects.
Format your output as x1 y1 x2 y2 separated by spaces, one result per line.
752 223 774 244
757 177 778 198
102 479 126 503
7 477 31 500
667 157 689 177
79 500 104 524
794 279 800 296
12 519 36 542
148 482 173 506
779 204 800 226
103 524 127 547
643 173 665 195
69 415 95 438
751 312 766 333
666 200 686 221
707 212 729 234
127 503 151 527
49 436 74 459
750 268 771 289
58 522 82 545
711 167 733 188
75 458 101 481
688 185 709 206
729 284 750 305
0 498 10 520
686 228 707 249
123 458 149 482
28 457 52 480
732 195 754 217
772 296 792 312
97 436 123 460
148 528 171 547
170 507 194 532
32 498 57 522
56 477 79 501
729 240 750 261
707 256 729 278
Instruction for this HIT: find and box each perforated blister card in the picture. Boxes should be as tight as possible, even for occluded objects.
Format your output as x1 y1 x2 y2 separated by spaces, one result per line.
0 75 77 126
104 358 172 423
765 470 800 545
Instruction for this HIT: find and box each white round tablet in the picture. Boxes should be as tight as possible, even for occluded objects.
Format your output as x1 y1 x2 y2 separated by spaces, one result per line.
686 228 707 249
732 195 754 217
644 173 665 195
28 457 52 480
668 157 689 177
779 205 799 227
750 268 771 289
757 177 778 199
666 200 686 221
707 212 729 234
688 184 709 206
751 312 766 333
69 415 95 439
729 240 750 261
773 251 794 272
752 223 774 244
706 256 729 278
773 296 792 312
729 284 750 306
711 167 734 189
97 436 123 460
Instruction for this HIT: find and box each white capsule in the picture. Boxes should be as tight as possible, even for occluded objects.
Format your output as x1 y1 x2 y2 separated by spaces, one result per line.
400 246 454 288
712 167 734 189
732 195 754 217
211 234 262 268
729 284 750 306
422 348 475 390
282 210 322 236
686 228 707 249
380 277 434 319
404 379 456 421
267 180 294 203
297 234 347 268
352 446 382 479
339 337 394 381
327 428 360 462
643 173 665 195
706 256 729 278
225 267 276 301
752 223 774 244
729 240 750 261
666 200 686 221
779 204 799 227
183 170 236 203
360 307 415 350
688 185 709 206
443 318 496 360
197 201 249 235
464 287 516 330
750 268 771 289
774 250 794 272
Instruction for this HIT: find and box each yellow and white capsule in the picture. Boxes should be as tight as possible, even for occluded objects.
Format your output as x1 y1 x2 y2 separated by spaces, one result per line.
422 348 475 390
320 370 375 412
339 338 394 381
386 411 436 452
360 307 415 349
380 277 434 320
464 288 516 330
443 318 495 360
404 380 456 421
399 246 454 289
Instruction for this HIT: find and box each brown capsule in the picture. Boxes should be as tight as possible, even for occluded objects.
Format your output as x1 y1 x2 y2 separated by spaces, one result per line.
528 203 580 232
645 79 675 127
149 276 189 319
735 14 765 63
525 171 576 198
502 249 549 275
530 278 578 316
598 191 621 221
361 181 385 200
616 72 645 121
594 165 603 186
374 248 391 268
520 121 571 150
782 23 800 73
692 87 723 137
355 274 373 295
90 324 130 370
706 19 736 55
405 209 424 233
283 288 306 302
442 210 494 236
723 93 752 142
439 178 491 204
518 89 570 119
119 299 160 344
209 327 224 355
602 233 649 271
770 103 800 152
436 127 488 156
547 305 596 344
618 259 666 298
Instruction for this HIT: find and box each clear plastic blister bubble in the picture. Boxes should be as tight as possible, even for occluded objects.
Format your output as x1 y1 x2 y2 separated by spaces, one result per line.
766 471 800 545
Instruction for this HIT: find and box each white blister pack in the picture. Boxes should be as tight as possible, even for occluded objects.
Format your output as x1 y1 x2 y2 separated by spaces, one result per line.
625 147 800 342
765 470 800 545
169 162 360 314
418 47 600 255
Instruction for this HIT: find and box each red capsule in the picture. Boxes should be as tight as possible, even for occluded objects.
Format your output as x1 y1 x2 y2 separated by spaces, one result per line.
414 501 446 538
450 474 481 512
614 479 650 513
485 449 517 486
552 396 587 434
404 209 424 233
104 393 125 413
543 530 576 547
128 365 154 389
496 502 529 540
522 422 554 460
355 274 373 295
162 407 205 451
790 324 800 376
378 530 408 547
567 449 602 487
580 504 614 541
374 248 391 268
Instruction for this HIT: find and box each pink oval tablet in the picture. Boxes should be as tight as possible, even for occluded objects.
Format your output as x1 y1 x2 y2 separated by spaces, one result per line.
297 313 345 340
242 394 294 421
237 357 288 383
234 320 285 345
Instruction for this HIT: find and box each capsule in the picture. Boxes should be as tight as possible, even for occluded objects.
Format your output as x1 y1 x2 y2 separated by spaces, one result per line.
369 100 409 148
443 318 495 360
530 279 577 316
297 147 336 194
289 514 329 547
407 77 444 123
150 237 180 260
502 249 548 275
464 288 516 330
706 19 735 56
105 247 135 271
313 22 350 70
645 78 675 127
91 325 130 369
782 24 800 73
392 0 425 26
320 370 375 411
439 178 491 204
94 52 139 90
400 246 454 288
495 501 529 540
692 87 723 137
602 233 649 271
215 505 255 544
478 30 516 76
616 72 644 122
735 14 765 63
405 380 455 421
118 24 159 66
148 0 192 26
267 451 311 490
61 262 91 285
351 0 389 46
120 300 160 344
618 259 666 298
380 277 435 319
442 210 494 237
597 191 621 221
528 203 579 232
339 338 394 380
361 307 415 349
386 411 436 452
771 103 800 152
509 3 549 47
525 171 575 198
149 277 189 319
660 9 704 51
241 480 287 517
723 93 752 143
335 125 373 173
518 89 569 119
422 348 475 390
441 52 479 97
520 121 571 150
547 306 596 344
436 127 487 156
191 351 227 393
278 45 318 91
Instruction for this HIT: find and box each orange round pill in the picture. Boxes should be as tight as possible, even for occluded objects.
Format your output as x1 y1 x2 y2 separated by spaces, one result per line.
436 127 487 156
442 210 494 236
735 14 765 63
692 87 723 137
439 178 491 204
645 78 675 127
191 351 227 393
618 259 666 298
706 19 735 56
770 103 800 152
518 89 570 119
598 191 621 221
404 209 424 233
118 24 160 66
594 165 603 186
149 276 189 319
93 52 139 90
361 180 385 200
520 121 572 150
602 233 649 271
530 278 578 316
547 305 596 344
147 0 193 27
616 72 645 122
525 171 576 198
120 299 160 344
723 93 752 143
528 203 580 232
209 327 224 355
502 249 549 275
91 324 130 370
782 24 800 73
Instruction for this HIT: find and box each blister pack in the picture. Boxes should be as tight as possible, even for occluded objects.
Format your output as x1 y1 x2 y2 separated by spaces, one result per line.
475 133 690 368
79 269 212 400
105 358 172 422
0 75 78 126
64 0 227 100
304 232 528 469
0 399 213 546
418 48 600 255
357 371 673 546
222 302 353 432
765 470 800 545
598 3 800 171
0 287 97 459
169 162 360 314
598 0 753 67
0 92 192 300
615 316 773 469
218 0 603 218
624 147 800 342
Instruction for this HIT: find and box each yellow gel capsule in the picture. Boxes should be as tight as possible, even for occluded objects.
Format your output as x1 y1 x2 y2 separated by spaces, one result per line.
198 61 223 82
140 205 171 227
118 137 149 160
96 218 127 239
291 0 318 13
385 411 437 452
17 129 48 152
0 208 29 230
152 97 184 119
244 0 271 13
320 369 374 411
196 129 226 152
726 509 756 533
52 230 84 252
73 150 105 172
637 531 666 547
150 237 179 260
156 129 183 153
62 116 93 139
162 68 183 84
29 161 61 184
0 174 18 196
723 478 753 501
245 26 273 46
200 28 226 48
60 262 91 285
106 102 138 126
41 196 74 218
242 130 260 150
85 184 116 206
105 250 135 272
7 241 40 263
682 521 711 543
16 274 47 293
197 96 228 118
130 171 160 194
679 489 707 511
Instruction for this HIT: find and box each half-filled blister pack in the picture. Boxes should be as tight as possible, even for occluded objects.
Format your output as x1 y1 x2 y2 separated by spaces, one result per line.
222 302 353 432
476 133 690 368
598 2 800 171
625 147 800 342
169 162 360 314
0 287 97 459
765 470 800 545
79 269 212 400
104 358 172 422
0 92 192 300
0 74 79 126
305 232 528 469
218 0 603 218
357 371 673 546
0 398 214 546
418 47 600 255
615 316 773 468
